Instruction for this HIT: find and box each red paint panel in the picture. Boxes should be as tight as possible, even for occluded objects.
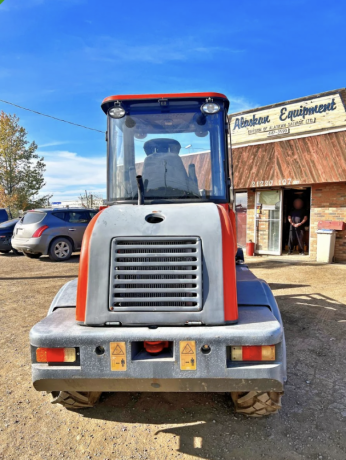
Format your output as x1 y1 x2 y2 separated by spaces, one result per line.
102 92 228 107
217 205 238 323
76 210 104 322
318 220 346 230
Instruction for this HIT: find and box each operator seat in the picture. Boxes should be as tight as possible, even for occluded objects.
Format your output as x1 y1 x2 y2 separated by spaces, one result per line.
142 138 199 197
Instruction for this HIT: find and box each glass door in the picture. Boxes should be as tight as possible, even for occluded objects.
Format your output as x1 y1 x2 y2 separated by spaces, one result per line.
255 190 282 255
235 192 248 248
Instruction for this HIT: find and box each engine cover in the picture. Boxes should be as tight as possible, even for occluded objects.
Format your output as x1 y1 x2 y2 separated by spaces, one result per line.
82 202 226 326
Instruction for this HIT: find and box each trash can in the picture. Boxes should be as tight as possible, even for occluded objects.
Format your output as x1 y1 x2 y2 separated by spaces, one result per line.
316 229 336 263
246 240 255 256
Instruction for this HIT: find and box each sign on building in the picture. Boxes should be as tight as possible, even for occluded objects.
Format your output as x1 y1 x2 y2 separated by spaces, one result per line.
230 91 346 146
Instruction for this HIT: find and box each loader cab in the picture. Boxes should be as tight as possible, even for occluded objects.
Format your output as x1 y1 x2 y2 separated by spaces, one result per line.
101 93 231 204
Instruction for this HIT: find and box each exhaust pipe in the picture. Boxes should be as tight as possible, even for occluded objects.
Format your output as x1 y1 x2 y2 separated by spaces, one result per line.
136 175 145 206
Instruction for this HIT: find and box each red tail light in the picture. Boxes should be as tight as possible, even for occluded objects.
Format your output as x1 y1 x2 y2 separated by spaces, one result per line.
36 347 76 363
99 205 108 211
231 345 276 361
144 341 169 354
32 225 49 238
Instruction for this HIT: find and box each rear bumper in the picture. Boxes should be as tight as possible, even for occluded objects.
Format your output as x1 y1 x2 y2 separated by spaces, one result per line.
11 236 48 254
30 307 286 393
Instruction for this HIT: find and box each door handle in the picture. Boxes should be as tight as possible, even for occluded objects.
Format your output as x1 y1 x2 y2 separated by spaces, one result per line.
68 228 76 231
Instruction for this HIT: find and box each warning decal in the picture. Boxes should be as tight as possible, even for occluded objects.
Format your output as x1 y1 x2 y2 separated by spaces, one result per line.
180 341 197 370
110 342 127 371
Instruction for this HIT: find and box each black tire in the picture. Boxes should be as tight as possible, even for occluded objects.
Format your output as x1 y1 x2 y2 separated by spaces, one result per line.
231 391 284 417
0 250 10 254
51 391 102 409
23 252 41 259
49 237 73 262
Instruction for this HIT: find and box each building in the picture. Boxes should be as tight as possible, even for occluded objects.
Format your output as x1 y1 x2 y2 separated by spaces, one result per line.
230 89 346 262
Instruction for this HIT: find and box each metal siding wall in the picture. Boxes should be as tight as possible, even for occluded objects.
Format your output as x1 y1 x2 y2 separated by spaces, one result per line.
233 130 346 189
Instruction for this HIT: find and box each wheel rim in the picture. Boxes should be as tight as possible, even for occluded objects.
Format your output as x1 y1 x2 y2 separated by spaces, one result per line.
54 241 70 259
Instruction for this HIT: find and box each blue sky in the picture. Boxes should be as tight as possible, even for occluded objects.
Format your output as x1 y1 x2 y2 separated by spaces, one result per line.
0 0 345 201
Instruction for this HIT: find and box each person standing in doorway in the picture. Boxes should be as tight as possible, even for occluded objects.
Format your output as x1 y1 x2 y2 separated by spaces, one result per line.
288 198 308 255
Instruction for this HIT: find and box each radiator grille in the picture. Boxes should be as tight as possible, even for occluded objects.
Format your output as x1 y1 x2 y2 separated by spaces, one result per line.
109 237 202 312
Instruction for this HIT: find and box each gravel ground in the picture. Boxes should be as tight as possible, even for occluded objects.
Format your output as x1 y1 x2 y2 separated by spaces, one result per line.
1 253 346 460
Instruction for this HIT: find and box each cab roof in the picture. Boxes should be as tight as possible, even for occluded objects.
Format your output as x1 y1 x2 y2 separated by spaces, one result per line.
101 92 229 114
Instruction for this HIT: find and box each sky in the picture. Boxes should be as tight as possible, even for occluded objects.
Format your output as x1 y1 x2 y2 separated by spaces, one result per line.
0 0 345 202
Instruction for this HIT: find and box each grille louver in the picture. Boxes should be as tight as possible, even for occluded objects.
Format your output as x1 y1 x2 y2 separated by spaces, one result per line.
109 237 202 312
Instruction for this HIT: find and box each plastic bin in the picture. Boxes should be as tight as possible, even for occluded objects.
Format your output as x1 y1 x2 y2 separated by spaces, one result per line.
316 229 336 263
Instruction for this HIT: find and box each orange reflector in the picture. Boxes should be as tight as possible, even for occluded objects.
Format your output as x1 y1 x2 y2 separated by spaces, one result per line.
231 345 275 362
36 348 76 363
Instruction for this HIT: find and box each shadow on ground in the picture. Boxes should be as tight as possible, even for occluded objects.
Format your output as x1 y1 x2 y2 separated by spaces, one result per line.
269 283 310 290
78 392 275 459
245 260 327 270
38 254 80 263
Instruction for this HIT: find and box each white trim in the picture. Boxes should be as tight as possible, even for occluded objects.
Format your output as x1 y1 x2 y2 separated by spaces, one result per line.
254 189 283 256
231 125 346 149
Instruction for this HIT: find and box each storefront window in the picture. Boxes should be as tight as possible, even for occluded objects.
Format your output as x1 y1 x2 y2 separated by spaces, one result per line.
235 192 248 247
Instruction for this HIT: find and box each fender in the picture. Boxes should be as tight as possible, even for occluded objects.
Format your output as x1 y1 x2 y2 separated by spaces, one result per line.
76 210 104 322
217 205 238 323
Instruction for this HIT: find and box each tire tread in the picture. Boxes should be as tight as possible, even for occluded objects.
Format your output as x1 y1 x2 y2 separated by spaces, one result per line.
231 391 283 417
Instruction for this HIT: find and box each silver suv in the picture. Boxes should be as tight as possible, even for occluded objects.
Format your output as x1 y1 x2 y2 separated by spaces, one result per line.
12 208 98 261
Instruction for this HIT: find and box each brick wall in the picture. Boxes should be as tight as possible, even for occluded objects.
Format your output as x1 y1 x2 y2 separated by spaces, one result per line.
244 184 346 262
310 182 346 263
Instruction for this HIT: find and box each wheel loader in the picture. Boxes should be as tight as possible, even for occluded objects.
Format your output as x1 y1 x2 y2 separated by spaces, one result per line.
29 92 286 416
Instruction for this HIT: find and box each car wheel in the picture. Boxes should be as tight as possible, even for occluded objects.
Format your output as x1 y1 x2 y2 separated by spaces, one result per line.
23 252 41 259
0 250 11 254
49 237 73 261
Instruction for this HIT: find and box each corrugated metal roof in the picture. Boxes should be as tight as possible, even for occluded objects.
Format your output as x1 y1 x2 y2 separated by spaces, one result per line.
233 130 346 188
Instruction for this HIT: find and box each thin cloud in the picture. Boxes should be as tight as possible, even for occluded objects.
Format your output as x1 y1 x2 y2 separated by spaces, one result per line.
39 150 106 200
228 96 258 113
39 141 70 148
84 37 245 65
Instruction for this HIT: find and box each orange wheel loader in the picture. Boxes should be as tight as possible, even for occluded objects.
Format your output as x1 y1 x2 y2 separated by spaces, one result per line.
30 93 286 416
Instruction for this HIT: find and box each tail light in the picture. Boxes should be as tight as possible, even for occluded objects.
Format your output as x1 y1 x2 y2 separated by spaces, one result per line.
144 341 169 354
99 205 108 211
32 225 49 238
36 347 76 363
231 345 275 361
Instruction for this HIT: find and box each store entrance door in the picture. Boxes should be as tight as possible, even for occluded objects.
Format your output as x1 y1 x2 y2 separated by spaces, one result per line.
255 190 283 255
282 188 311 254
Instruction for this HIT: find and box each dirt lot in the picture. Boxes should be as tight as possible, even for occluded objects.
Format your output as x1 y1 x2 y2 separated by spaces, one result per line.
1 253 346 460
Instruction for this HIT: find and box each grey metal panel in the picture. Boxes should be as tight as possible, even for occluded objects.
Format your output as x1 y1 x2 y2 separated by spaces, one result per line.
33 376 284 393
47 279 78 315
236 265 272 306
85 203 225 326
30 306 285 392
31 307 283 347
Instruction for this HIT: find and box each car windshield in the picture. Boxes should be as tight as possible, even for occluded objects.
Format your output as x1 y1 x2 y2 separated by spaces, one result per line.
107 100 228 202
